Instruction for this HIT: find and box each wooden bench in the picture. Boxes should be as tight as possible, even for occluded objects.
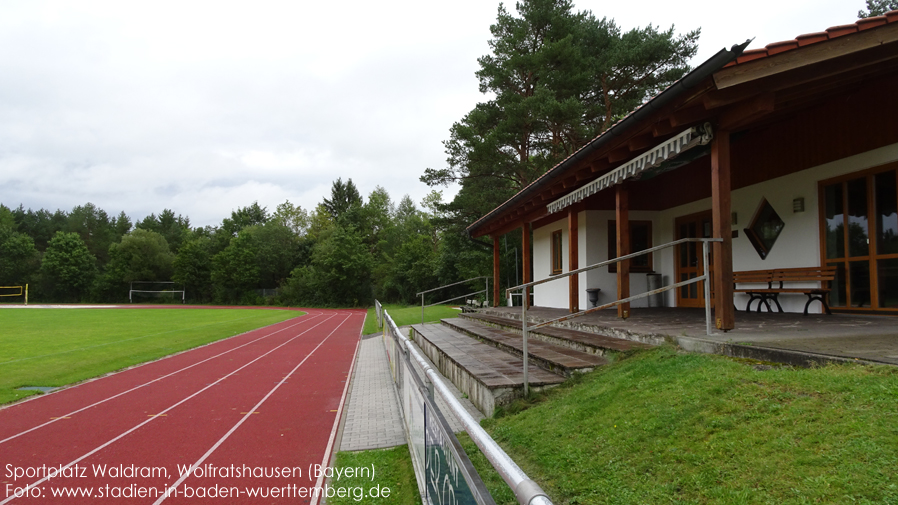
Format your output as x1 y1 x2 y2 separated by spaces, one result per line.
733 266 836 315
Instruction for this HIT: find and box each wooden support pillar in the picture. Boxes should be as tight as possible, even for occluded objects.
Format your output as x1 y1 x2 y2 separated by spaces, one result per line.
568 209 579 313
616 185 630 318
711 130 736 330
492 234 501 307
522 223 531 309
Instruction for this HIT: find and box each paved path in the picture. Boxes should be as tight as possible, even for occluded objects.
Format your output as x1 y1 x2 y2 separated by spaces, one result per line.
339 330 484 452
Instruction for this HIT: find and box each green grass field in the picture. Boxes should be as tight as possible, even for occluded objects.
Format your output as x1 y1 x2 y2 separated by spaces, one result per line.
460 347 898 504
328 445 422 504
0 308 301 405
362 304 461 335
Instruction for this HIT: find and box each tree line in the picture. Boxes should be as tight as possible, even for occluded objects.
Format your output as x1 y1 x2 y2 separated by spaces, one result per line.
2 0 709 307
0 180 478 306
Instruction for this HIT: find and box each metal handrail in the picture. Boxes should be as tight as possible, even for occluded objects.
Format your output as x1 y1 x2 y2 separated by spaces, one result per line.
417 276 490 324
416 276 489 296
506 237 722 395
383 310 552 505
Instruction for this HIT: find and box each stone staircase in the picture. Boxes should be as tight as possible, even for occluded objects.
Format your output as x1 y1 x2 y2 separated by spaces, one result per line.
410 311 653 417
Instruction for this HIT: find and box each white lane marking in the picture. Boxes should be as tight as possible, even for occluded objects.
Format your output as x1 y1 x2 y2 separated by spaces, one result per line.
310 312 365 505
0 314 323 446
0 314 338 505
152 314 354 505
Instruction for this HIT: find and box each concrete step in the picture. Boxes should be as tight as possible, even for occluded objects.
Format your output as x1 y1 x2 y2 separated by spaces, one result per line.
441 317 608 377
459 312 654 355
411 323 565 417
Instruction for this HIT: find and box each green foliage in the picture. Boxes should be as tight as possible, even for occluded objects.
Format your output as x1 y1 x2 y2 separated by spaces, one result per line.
211 231 261 303
0 231 41 287
280 225 373 307
271 200 310 236
172 235 214 302
421 0 699 292
39 232 98 302
66 202 117 264
858 0 898 17
10 206 68 251
322 177 365 228
98 229 175 301
136 209 190 253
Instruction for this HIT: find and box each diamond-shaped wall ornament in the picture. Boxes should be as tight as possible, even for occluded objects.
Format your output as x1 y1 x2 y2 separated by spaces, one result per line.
744 198 785 260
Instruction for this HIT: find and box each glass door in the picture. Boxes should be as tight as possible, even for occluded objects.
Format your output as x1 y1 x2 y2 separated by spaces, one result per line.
821 167 898 311
675 211 712 308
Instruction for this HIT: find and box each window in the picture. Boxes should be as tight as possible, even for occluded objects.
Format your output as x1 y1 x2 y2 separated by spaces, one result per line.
744 198 785 260
607 221 653 273
551 230 563 275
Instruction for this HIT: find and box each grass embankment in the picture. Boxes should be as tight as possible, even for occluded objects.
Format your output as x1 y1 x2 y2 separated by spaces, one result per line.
0 308 300 404
362 303 461 335
328 445 422 504
460 347 898 504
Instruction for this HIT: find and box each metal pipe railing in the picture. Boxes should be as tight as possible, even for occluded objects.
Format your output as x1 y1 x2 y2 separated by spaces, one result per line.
416 276 490 324
507 237 722 395
383 310 552 505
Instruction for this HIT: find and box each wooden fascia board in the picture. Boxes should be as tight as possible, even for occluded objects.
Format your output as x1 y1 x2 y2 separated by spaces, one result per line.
714 22 898 89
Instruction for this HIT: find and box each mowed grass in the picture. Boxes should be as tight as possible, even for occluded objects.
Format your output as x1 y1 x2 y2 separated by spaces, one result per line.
460 347 898 505
0 308 301 405
327 445 422 505
362 304 461 335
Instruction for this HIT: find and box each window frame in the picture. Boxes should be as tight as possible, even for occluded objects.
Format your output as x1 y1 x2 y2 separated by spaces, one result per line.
607 220 653 273
551 230 563 275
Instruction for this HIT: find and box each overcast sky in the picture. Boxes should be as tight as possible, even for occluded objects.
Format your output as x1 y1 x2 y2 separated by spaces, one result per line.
0 0 862 227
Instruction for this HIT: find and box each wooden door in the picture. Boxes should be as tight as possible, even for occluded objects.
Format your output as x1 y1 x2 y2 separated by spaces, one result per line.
675 211 713 308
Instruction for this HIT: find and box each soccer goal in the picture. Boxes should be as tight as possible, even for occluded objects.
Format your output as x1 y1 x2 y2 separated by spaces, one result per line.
0 284 27 305
129 281 185 303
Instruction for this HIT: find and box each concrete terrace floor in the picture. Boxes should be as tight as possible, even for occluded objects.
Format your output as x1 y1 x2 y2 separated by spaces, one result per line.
482 306 898 365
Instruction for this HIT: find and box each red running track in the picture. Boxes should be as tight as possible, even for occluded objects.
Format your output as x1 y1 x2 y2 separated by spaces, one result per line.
0 308 365 504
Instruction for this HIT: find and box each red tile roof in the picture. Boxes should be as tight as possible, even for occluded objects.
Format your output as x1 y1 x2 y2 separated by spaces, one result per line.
726 10 898 67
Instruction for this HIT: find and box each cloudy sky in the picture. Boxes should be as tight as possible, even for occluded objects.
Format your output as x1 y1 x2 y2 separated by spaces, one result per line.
0 0 862 227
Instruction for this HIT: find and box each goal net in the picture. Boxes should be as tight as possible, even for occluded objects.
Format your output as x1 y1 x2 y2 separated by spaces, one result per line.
129 281 185 303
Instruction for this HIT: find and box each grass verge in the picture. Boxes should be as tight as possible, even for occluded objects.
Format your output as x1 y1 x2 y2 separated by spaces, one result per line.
459 346 898 504
362 304 461 335
327 445 422 504
0 308 301 405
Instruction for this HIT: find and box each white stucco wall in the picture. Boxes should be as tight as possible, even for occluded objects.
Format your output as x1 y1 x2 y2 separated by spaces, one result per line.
531 141 898 313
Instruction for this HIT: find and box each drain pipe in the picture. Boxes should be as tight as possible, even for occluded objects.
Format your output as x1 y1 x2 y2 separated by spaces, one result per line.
386 314 552 505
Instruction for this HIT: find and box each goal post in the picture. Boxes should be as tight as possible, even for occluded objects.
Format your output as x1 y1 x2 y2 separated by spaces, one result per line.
129 281 185 303
0 284 27 305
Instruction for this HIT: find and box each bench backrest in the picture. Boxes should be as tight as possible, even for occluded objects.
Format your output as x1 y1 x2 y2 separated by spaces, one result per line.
734 266 836 286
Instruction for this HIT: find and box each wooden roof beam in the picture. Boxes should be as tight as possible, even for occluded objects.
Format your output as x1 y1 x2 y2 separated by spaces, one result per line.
627 132 655 152
670 105 715 127
719 92 776 131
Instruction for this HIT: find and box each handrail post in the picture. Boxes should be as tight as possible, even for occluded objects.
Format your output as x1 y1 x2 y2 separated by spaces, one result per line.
421 293 425 325
703 240 713 335
485 276 490 307
522 292 529 397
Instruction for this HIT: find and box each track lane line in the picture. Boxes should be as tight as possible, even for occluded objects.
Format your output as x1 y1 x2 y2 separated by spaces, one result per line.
0 314 324 446
310 312 365 505
0 314 339 505
152 313 354 505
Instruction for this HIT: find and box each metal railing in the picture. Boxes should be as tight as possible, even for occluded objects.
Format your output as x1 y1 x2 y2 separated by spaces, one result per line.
506 237 722 395
379 304 552 505
416 276 490 324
